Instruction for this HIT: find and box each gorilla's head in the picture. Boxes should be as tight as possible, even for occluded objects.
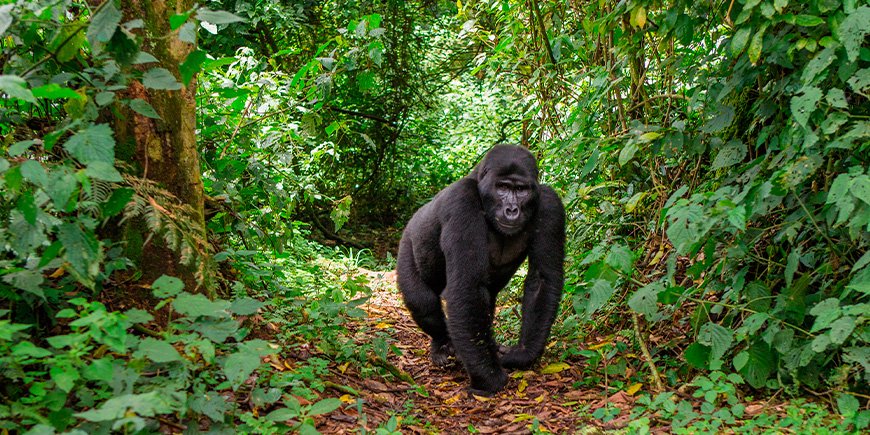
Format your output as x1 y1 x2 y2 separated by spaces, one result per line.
473 145 540 236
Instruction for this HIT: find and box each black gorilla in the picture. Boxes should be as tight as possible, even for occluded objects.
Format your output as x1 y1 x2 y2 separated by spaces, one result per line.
397 145 565 395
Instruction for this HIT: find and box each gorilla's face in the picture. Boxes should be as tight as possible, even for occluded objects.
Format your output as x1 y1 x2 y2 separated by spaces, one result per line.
476 146 539 236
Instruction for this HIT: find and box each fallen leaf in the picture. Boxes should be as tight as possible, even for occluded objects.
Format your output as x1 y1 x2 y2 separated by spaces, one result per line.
540 362 571 374
626 383 642 395
517 379 528 394
512 413 535 422
444 394 462 405
588 341 612 350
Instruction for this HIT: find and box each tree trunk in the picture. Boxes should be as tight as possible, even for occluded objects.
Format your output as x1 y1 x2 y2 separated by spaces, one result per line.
114 0 213 294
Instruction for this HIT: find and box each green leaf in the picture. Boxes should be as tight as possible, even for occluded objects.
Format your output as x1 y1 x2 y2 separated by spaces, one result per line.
196 8 246 25
308 398 342 416
740 341 775 388
586 279 614 315
8 139 36 156
3 269 45 298
801 46 837 85
826 88 848 108
152 275 184 298
142 68 182 90
191 318 239 343
605 244 633 273
809 298 841 332
794 15 824 27
101 187 133 217
837 393 860 418
86 1 121 44
85 161 123 182
698 322 733 362
169 13 190 30
0 75 35 103
63 124 115 165
684 343 711 369
190 391 231 422
733 351 749 371
731 27 751 56
31 84 81 100
11 341 52 358
0 4 13 36
711 140 746 170
829 316 856 344
790 87 822 129
266 407 298 422
16 191 37 225
138 337 182 363
95 91 115 106
83 358 115 383
45 168 77 210
628 281 663 319
50 364 80 392
222 346 261 388
618 143 639 166
851 175 870 205
229 297 264 315
839 6 870 62
785 250 799 288
58 222 101 286
20 160 47 186
180 50 207 86
75 392 173 421
748 25 766 64
173 292 230 318
128 98 161 119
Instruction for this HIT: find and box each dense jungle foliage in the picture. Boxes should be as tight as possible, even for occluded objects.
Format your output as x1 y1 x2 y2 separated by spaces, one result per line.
0 0 868 432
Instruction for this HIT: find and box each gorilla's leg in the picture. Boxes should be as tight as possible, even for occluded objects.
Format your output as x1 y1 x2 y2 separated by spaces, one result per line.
397 240 453 366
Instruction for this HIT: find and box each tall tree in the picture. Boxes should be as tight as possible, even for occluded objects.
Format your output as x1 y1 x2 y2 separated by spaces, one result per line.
113 0 213 293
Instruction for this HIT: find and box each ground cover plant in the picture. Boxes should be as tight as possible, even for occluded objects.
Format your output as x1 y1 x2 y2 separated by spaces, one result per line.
0 0 867 433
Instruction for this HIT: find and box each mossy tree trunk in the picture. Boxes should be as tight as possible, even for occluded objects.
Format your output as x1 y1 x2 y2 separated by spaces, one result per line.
113 0 213 294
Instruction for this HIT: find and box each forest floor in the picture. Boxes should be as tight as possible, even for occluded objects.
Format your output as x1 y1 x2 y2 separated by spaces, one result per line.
313 269 645 434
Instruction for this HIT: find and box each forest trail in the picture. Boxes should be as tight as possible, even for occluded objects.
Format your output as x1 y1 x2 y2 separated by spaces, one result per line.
316 269 637 434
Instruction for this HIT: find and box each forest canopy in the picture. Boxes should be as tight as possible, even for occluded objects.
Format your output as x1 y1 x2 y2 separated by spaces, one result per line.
0 0 868 433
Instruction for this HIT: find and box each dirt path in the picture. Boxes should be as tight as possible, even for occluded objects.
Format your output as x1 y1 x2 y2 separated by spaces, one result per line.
315 270 625 434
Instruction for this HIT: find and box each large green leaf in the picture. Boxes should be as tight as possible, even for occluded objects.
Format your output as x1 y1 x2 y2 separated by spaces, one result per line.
58 222 101 286
711 140 746 170
0 74 35 103
173 293 231 318
839 6 870 62
138 338 183 363
628 281 663 319
698 322 734 362
86 1 121 45
790 87 822 129
143 67 182 90
222 345 261 388
63 124 115 165
740 341 775 388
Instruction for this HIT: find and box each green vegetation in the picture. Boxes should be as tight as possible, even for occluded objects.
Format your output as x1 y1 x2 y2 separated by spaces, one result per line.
0 0 867 433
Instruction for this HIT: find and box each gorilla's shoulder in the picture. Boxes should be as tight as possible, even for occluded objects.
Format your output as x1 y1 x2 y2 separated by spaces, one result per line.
538 184 566 215
432 177 480 205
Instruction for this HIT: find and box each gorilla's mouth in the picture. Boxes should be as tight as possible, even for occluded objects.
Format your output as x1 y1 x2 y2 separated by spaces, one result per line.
495 219 523 232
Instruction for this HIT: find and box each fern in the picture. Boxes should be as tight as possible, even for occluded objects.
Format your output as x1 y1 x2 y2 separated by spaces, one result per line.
120 175 214 290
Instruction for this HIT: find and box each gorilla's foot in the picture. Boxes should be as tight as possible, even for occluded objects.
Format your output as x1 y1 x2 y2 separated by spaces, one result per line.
430 340 455 367
468 368 508 396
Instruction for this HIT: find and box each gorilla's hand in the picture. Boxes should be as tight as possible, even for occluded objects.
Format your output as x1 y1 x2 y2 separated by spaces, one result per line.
499 345 536 369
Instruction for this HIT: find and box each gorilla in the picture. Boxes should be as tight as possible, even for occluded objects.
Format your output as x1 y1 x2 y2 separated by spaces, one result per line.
397 144 565 395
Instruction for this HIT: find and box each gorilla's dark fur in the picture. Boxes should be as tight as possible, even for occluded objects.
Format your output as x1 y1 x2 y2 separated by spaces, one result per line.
397 145 565 394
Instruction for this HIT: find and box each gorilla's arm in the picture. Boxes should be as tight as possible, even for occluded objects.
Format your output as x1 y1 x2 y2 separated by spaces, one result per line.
500 185 565 369
439 179 508 393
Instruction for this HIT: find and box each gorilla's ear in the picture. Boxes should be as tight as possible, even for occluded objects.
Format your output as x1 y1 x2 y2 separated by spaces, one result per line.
469 163 488 181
